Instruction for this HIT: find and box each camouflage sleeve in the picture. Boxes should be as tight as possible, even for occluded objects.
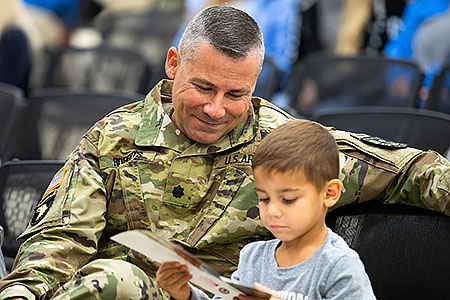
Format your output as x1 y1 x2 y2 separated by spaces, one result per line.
332 130 450 215
383 150 450 213
0 134 108 299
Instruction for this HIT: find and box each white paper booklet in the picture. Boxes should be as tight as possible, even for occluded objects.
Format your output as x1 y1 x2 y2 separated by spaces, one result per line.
111 230 270 300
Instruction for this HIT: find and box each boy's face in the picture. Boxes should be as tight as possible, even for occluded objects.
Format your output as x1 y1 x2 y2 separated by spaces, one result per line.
253 167 329 244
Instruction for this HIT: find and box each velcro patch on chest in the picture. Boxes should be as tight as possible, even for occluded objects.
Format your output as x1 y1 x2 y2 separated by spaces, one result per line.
350 133 408 149
216 153 254 168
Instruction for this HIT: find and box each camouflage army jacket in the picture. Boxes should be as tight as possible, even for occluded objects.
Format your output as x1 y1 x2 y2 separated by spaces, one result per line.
1 80 449 299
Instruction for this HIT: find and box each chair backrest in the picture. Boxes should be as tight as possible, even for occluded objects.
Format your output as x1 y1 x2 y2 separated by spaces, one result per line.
253 56 282 100
326 201 450 299
0 160 64 272
0 83 25 166
94 5 184 75
5 88 144 161
286 54 424 117
41 46 153 95
311 106 450 155
427 63 450 114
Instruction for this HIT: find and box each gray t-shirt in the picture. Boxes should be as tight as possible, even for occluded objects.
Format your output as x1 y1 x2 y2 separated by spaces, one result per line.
191 228 376 300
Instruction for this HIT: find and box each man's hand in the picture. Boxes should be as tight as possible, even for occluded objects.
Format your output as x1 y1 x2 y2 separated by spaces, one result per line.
156 261 192 300
234 282 282 300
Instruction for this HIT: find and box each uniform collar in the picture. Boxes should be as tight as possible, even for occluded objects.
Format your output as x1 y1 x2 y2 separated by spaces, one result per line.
135 79 258 155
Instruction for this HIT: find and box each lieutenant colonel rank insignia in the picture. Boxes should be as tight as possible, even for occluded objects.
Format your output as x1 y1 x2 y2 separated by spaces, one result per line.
351 133 408 149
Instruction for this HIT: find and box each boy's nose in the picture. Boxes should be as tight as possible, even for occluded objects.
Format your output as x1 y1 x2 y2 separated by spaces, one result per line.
267 203 282 217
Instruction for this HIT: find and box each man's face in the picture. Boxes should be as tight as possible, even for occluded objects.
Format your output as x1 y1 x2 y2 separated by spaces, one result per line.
165 41 260 144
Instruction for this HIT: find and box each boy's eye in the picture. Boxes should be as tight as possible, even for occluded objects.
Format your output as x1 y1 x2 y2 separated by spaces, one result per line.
282 198 297 204
258 197 269 203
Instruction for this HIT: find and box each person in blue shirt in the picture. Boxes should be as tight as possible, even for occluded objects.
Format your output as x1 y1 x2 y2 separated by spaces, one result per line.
24 0 81 28
383 0 450 102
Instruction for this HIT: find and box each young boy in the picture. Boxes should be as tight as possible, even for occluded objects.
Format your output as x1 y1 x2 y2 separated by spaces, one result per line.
156 120 376 300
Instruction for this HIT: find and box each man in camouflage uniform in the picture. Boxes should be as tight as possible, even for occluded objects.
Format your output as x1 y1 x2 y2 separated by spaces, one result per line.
0 5 449 300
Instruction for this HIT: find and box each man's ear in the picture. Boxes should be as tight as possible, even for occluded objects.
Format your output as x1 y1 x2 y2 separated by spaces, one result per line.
323 179 342 208
165 46 180 79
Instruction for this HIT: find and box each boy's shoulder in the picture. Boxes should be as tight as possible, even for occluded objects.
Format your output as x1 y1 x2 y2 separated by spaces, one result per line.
319 229 363 267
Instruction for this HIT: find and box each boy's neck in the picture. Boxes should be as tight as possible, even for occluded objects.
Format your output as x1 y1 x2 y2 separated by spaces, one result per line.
275 223 328 268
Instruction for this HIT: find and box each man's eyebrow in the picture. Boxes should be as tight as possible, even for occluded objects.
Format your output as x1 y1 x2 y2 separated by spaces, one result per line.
191 77 216 88
191 77 251 94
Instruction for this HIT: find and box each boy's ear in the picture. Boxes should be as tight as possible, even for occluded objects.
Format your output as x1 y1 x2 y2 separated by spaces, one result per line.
323 179 342 208
165 46 180 79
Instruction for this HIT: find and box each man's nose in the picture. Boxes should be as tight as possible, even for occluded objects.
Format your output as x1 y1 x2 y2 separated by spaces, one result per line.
203 94 226 119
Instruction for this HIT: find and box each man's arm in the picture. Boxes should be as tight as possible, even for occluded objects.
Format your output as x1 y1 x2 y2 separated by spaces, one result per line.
0 136 108 299
383 149 449 212
332 129 449 215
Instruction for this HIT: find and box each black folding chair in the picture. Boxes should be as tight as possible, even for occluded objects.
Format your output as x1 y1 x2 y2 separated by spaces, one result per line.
94 5 183 85
0 160 64 272
0 83 25 166
326 201 450 300
4 88 144 161
40 46 153 95
426 63 450 114
253 56 282 101
285 54 424 117
312 106 450 155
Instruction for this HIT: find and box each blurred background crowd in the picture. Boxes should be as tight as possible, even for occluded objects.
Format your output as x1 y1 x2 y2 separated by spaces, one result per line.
1 0 449 104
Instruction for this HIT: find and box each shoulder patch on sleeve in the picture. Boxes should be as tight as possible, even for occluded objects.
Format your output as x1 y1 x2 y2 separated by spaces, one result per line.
30 194 55 226
350 133 408 149
42 167 66 198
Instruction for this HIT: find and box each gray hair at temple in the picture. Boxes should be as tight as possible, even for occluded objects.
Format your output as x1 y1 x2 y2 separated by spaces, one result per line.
178 5 265 72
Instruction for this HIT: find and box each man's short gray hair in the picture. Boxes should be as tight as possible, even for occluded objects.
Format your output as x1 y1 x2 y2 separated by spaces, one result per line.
178 5 265 72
